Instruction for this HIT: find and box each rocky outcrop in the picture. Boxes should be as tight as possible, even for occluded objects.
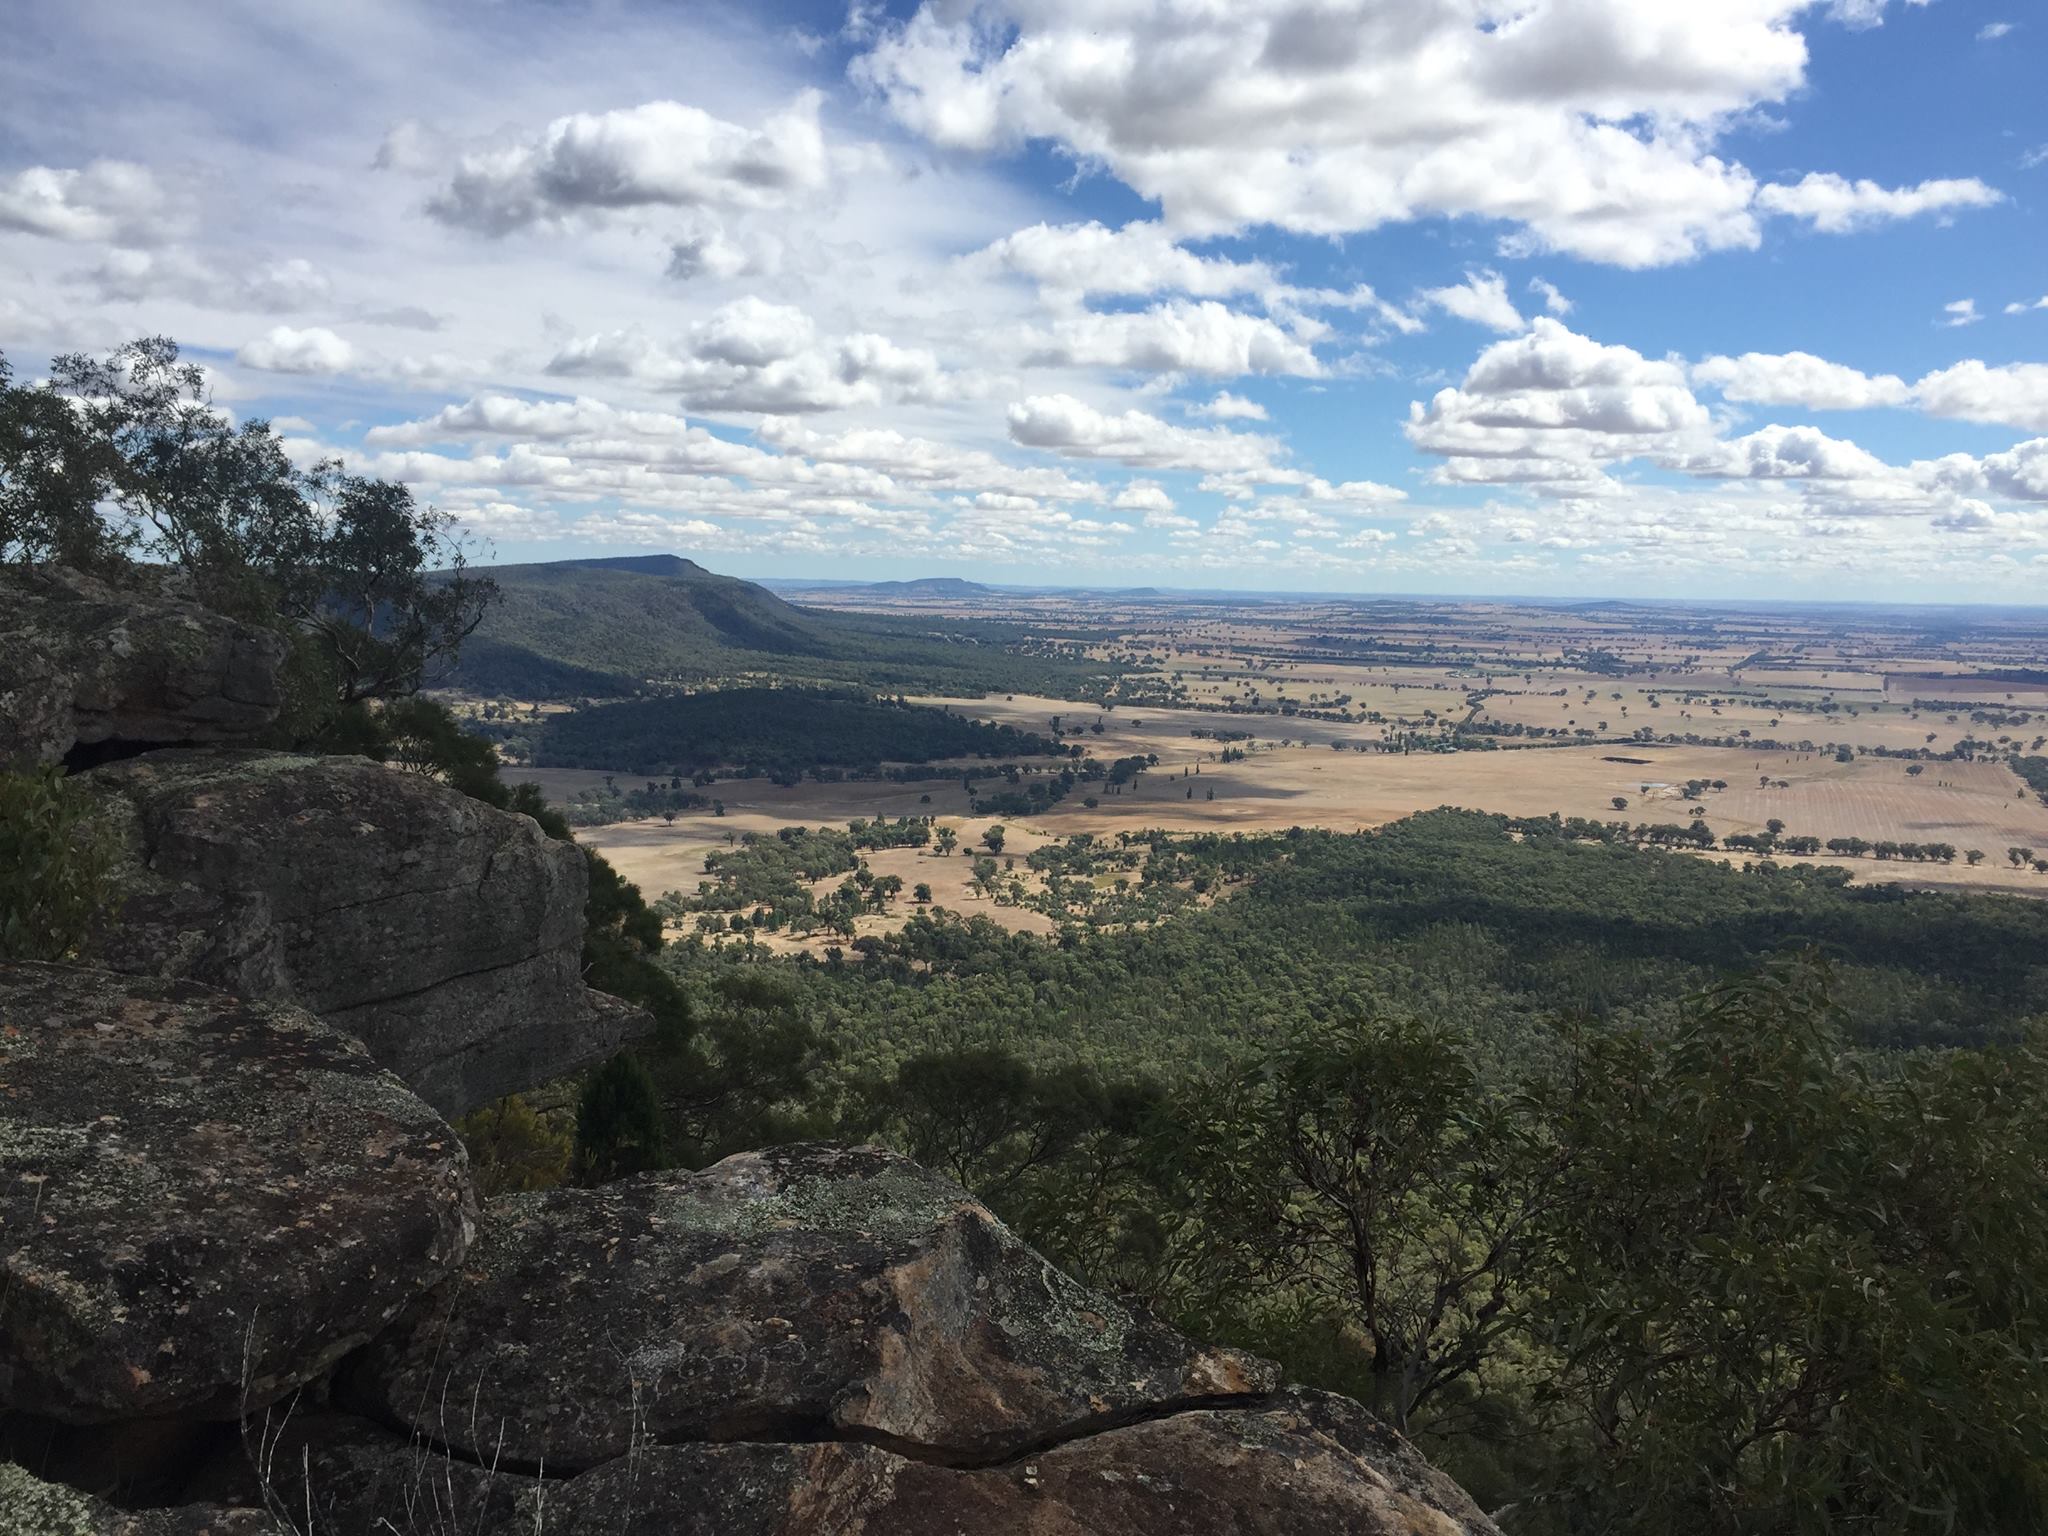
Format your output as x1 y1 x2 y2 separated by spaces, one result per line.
0 963 476 1424
3 574 1504 1535
81 749 647 1116
0 1463 276 1536
354 1144 1276 1471
4 1095 1501 1533
535 1389 1498 1536
0 567 285 769
201 1393 1499 1536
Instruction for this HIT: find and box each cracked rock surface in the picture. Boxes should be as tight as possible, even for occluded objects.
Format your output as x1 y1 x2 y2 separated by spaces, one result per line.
0 566 285 768
206 1391 1498 1536
544 1390 1500 1536
0 964 476 1424
81 748 646 1115
354 1144 1279 1471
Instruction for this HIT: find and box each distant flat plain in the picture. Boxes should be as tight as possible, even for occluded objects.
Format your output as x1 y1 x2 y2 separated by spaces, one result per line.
518 593 2048 936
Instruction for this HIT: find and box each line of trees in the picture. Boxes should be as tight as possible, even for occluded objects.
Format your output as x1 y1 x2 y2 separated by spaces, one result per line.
3 338 493 723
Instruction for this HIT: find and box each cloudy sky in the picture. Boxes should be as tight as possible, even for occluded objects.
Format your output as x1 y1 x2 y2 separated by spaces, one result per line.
3 1 2045 599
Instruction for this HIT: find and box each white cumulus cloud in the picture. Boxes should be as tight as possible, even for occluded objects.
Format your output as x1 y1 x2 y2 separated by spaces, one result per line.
1008 393 1289 477
425 93 838 234
1407 318 1710 481
236 325 355 374
852 0 1943 267
1911 361 2048 433
967 221 1279 303
1021 301 1322 377
1693 351 1910 410
1191 392 1269 421
545 298 959 414
1419 271 1527 334
1756 173 2003 233
0 160 166 244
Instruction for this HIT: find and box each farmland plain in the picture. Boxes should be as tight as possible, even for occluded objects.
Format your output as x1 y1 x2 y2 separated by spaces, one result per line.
481 590 2048 948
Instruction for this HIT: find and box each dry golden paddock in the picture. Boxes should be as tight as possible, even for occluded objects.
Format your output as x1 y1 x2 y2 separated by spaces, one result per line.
489 594 2048 945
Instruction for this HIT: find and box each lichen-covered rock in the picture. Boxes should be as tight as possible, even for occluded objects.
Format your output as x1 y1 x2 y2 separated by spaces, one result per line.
184 1414 528 1535
81 748 646 1115
216 1391 1499 1536
0 1463 277 1536
355 1144 1277 1471
545 1390 1501 1536
0 567 285 768
0 964 476 1424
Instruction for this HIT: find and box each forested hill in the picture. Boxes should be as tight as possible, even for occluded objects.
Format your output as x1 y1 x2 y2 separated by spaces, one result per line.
442 554 1112 699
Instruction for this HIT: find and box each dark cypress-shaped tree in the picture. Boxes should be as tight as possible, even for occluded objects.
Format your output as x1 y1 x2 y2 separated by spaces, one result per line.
573 1051 665 1185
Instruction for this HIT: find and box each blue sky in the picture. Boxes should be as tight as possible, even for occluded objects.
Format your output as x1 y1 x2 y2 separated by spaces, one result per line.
2 0 2044 599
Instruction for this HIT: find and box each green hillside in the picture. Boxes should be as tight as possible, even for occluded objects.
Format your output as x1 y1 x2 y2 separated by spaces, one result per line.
443 554 1114 699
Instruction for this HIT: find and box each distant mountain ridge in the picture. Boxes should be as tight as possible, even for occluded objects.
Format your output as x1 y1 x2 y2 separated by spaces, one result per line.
441 553 1114 700
547 554 716 578
760 575 1170 600
846 577 993 598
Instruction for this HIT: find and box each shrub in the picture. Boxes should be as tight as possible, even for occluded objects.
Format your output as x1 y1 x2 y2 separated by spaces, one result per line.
573 1051 666 1184
456 1094 573 1198
0 767 118 962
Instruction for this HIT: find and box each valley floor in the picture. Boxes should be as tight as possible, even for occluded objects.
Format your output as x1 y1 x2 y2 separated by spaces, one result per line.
519 691 2048 957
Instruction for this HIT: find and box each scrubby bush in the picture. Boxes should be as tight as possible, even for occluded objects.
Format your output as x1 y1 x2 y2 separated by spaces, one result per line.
0 767 117 962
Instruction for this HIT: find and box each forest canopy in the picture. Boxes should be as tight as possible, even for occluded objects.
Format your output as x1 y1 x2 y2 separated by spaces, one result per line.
651 811 2048 1532
707 809 2048 1091
533 687 1066 778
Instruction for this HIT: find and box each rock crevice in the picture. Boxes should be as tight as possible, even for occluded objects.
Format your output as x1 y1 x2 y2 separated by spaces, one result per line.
193 1389 1500 1536
352 1144 1280 1473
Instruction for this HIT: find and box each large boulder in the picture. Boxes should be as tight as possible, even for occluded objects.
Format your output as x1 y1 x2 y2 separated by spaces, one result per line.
185 1414 525 1535
0 963 476 1424
0 567 285 768
211 1394 1500 1536
81 749 646 1115
541 1391 1502 1536
354 1144 1277 1471
0 1463 277 1536
0 1462 277 1536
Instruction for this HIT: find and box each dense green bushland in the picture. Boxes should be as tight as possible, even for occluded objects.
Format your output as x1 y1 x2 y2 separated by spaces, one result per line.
2 337 494 734
684 811 2047 1090
1098 958 2048 1533
642 809 2048 1528
534 687 1064 778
